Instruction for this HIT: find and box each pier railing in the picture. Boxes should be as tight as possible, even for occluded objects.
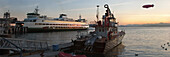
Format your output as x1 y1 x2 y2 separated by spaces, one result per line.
0 37 48 51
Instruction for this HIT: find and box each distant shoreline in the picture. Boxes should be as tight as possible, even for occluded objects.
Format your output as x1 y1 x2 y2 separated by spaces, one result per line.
119 26 170 27
119 23 170 27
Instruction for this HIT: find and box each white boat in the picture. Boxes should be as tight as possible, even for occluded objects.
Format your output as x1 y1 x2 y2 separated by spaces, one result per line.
23 7 89 32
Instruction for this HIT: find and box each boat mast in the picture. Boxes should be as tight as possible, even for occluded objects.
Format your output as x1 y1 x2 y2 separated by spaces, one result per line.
96 5 99 21
79 14 81 19
34 6 39 14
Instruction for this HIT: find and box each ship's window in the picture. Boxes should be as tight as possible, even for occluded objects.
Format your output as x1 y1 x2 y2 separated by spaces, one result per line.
102 29 104 32
24 19 30 22
46 24 49 25
42 20 44 22
110 19 115 22
39 23 42 25
33 20 36 22
35 23 38 25
42 23 46 25
99 29 101 32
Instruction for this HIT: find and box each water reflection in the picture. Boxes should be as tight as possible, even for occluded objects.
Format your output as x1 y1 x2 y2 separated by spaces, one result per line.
12 28 126 57
12 30 90 46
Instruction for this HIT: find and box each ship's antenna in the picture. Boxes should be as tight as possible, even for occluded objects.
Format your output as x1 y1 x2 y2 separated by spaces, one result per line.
96 5 99 21
34 6 39 14
79 14 81 19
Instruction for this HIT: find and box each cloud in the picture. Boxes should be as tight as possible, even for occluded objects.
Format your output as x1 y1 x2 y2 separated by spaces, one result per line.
66 7 95 11
110 2 133 7
126 14 170 17
65 2 133 12
56 0 77 5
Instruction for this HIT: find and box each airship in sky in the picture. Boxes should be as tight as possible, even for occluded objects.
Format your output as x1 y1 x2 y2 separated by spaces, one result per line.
142 4 154 8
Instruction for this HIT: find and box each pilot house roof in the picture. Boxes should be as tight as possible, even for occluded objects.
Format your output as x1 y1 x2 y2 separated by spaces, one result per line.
27 13 40 15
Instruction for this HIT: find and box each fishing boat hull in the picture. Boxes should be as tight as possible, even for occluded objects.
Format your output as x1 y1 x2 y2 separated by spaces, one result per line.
73 32 125 54
58 52 86 57
97 34 125 54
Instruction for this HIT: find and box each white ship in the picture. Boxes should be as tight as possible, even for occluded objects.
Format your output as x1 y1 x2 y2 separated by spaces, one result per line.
23 7 89 32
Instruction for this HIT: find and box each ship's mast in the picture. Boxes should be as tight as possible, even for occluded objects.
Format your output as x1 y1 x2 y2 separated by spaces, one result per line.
34 6 39 14
3 10 10 18
79 14 81 19
96 5 99 21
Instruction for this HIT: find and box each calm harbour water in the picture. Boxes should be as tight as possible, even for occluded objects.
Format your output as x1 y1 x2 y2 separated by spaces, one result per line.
13 27 170 57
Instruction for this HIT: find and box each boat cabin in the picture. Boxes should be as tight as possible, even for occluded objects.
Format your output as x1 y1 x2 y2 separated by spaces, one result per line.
95 4 118 39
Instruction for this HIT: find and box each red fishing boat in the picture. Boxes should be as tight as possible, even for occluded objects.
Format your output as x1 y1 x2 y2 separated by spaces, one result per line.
58 52 86 57
72 4 125 54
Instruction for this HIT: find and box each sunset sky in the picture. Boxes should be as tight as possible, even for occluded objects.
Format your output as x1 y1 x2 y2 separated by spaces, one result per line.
0 0 170 25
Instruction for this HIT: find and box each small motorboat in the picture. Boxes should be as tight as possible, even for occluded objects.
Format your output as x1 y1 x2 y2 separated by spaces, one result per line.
58 52 86 57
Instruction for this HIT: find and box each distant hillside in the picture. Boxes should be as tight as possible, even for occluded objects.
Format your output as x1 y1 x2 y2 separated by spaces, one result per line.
119 23 170 27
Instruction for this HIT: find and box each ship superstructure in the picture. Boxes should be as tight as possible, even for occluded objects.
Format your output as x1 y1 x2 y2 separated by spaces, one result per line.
23 7 89 32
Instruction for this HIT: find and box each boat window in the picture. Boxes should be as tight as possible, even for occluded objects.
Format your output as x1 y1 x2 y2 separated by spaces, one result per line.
46 24 49 25
110 19 115 22
33 20 36 22
39 23 42 25
42 23 46 25
35 23 38 25
24 19 30 22
30 20 33 22
99 29 101 32
102 29 104 32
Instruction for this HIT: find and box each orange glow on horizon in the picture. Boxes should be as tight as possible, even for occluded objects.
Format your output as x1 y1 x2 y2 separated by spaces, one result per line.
117 14 170 25
120 22 170 25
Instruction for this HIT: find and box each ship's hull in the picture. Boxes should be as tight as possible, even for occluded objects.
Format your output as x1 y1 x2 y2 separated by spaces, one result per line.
73 32 125 54
27 28 88 32
102 34 124 54
23 20 89 32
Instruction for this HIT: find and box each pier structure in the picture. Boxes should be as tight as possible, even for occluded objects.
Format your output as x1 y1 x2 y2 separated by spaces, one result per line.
0 11 27 36
0 37 48 55
0 11 11 34
0 37 48 50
